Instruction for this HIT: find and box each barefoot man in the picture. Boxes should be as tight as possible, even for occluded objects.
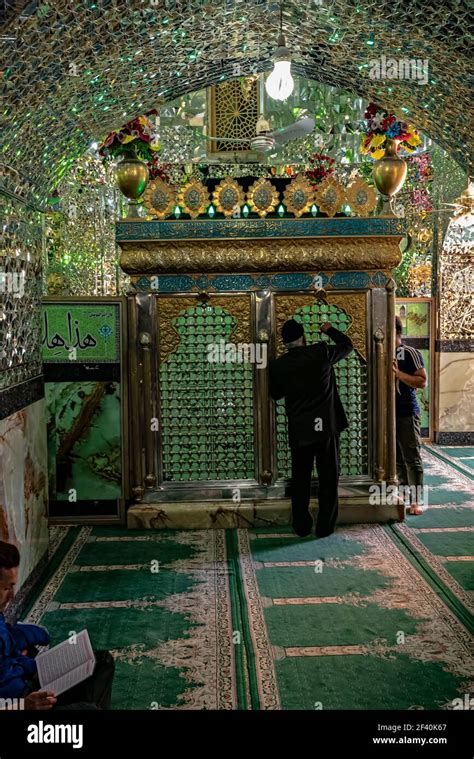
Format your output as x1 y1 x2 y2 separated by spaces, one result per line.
393 316 428 515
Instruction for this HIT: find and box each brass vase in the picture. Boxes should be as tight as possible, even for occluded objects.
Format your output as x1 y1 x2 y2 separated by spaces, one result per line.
372 138 407 216
116 152 149 218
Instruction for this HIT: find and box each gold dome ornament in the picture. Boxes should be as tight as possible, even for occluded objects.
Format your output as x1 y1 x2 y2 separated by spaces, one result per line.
313 176 344 217
115 154 149 218
345 179 377 216
178 178 210 219
283 174 314 217
247 178 280 218
212 177 245 217
372 138 407 216
143 177 177 219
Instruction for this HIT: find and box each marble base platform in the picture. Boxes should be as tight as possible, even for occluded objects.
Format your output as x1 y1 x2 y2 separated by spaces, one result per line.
127 497 402 529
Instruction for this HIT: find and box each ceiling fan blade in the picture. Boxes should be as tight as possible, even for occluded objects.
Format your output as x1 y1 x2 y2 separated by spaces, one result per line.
269 117 315 146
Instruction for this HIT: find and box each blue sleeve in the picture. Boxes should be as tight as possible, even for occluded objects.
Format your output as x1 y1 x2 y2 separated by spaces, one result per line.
10 623 50 650
0 634 37 698
416 350 425 369
397 346 424 373
0 658 37 698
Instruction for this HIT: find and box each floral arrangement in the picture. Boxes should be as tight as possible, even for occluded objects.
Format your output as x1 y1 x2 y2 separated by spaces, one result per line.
304 152 335 187
409 152 432 182
98 110 160 162
360 103 421 160
407 152 433 213
409 188 432 213
148 155 170 182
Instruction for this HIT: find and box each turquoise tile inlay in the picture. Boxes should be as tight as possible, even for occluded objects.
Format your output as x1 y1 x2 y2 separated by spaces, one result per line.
117 217 406 242
133 271 382 293
212 275 255 291
371 271 388 287
330 271 371 289
135 276 150 291
254 275 271 288
157 276 195 292
196 275 210 290
271 273 314 290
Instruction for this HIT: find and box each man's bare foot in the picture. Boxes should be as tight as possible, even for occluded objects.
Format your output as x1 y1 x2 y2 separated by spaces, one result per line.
408 504 423 515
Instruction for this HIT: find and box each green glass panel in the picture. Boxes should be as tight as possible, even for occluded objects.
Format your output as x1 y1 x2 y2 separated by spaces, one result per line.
160 301 255 482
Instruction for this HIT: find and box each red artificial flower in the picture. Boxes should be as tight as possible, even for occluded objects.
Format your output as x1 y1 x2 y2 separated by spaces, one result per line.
364 102 379 119
104 132 117 147
381 115 396 131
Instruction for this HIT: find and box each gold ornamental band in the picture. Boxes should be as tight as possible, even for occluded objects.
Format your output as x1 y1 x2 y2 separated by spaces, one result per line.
119 237 402 274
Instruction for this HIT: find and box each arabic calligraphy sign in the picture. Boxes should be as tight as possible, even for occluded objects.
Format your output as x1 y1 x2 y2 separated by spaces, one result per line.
42 303 120 362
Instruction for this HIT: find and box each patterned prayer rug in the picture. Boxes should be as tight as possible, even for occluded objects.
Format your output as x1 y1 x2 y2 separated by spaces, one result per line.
237 524 473 710
390 446 474 623
24 447 473 710
26 527 240 709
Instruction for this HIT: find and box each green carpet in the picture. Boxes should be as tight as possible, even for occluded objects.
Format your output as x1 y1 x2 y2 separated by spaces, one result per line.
24 446 473 710
27 527 243 709
389 446 473 626
425 444 474 480
238 524 473 710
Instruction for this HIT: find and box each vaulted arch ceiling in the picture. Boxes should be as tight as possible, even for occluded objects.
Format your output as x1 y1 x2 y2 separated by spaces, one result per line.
1 0 472 198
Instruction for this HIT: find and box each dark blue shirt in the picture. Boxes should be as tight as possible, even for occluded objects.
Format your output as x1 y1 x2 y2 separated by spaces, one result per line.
0 614 50 698
395 343 425 418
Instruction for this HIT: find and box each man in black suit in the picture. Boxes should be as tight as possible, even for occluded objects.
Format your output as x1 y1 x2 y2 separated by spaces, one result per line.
269 319 353 538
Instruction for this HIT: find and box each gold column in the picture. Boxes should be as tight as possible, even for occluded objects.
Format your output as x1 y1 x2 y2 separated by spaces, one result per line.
127 296 144 502
374 328 385 482
385 278 397 485
139 332 157 489
254 290 273 484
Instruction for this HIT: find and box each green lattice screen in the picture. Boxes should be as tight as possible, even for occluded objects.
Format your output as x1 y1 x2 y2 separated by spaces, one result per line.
276 302 368 478
159 302 255 482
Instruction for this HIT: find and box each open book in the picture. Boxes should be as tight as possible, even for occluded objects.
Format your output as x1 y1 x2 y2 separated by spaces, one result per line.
35 629 95 696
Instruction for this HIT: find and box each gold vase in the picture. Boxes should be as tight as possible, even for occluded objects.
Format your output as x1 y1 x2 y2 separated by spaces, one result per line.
372 138 407 216
116 153 149 218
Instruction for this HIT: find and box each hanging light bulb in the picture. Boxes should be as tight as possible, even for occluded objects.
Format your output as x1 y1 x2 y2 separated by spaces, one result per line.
265 6 294 101
265 38 294 100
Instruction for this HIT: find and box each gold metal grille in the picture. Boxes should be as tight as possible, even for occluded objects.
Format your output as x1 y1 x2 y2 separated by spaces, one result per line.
208 79 259 155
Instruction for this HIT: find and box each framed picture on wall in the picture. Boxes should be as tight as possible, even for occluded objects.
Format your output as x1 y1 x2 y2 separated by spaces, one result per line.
42 297 128 524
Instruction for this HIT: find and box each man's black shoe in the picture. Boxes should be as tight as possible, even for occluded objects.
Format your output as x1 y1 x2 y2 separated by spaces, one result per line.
315 530 334 539
293 520 313 538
